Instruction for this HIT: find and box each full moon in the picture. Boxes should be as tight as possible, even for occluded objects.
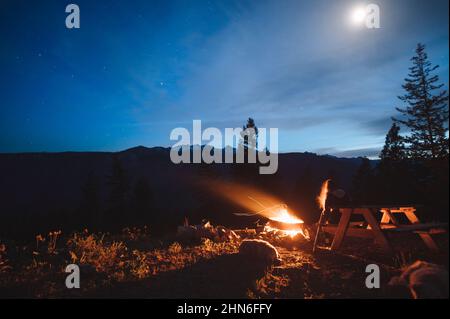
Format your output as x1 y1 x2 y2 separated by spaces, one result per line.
350 7 367 25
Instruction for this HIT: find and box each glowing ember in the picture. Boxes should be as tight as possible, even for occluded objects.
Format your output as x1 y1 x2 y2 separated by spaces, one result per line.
264 224 308 239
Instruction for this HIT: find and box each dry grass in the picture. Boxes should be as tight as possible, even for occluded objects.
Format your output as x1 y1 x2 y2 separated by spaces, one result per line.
0 226 446 298
247 272 290 298
67 231 128 280
0 227 240 297
0 243 10 273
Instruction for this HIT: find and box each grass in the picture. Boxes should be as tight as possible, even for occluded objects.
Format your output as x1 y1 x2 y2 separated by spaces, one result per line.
0 227 241 298
0 226 447 298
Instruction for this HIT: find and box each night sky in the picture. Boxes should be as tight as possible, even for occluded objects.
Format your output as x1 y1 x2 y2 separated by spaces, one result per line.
0 0 448 157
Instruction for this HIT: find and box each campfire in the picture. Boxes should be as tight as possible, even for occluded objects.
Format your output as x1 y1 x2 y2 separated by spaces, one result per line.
262 205 310 240
211 181 312 241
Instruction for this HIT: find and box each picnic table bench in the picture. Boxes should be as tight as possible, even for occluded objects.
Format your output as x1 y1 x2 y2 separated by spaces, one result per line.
321 205 447 253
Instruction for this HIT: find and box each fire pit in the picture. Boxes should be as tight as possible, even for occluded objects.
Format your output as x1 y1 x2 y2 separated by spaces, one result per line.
233 196 311 241
263 206 310 239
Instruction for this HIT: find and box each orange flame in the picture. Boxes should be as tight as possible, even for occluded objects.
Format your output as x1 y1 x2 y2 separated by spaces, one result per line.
317 179 331 213
267 206 304 224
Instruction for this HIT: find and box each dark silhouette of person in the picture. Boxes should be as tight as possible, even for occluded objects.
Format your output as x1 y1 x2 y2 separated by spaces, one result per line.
325 180 352 225
326 180 351 209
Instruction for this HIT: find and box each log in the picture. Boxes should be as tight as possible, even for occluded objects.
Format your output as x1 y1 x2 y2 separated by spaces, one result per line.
322 226 375 238
266 220 304 231
382 223 448 233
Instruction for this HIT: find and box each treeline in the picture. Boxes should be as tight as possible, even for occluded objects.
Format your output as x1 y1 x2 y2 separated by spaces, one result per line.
0 155 157 240
77 155 154 232
351 43 449 221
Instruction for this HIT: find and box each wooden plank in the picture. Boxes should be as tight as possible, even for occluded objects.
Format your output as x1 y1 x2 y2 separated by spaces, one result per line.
383 223 448 232
330 208 352 251
349 221 365 227
415 228 447 235
322 226 375 238
330 205 421 209
384 207 417 213
380 223 397 229
362 208 392 253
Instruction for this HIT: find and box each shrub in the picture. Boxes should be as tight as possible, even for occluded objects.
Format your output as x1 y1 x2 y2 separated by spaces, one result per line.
67 232 127 279
168 242 182 254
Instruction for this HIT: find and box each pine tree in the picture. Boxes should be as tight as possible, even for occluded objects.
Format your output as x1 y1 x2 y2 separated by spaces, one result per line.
377 123 412 203
393 43 449 159
380 123 406 163
241 117 259 150
237 118 259 181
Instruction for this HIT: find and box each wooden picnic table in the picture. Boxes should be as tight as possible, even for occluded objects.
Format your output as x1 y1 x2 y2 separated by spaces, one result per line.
321 205 447 253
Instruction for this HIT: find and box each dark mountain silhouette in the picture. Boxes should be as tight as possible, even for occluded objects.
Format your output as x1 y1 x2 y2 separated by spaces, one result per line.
0 146 367 238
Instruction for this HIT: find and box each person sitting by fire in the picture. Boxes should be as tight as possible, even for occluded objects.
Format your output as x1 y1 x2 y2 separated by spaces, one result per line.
325 180 352 224
326 180 351 208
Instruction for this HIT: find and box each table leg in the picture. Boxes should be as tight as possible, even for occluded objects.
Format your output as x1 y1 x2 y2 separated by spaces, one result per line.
404 209 419 224
363 208 392 253
381 209 399 226
330 209 352 251
380 210 390 224
403 209 439 252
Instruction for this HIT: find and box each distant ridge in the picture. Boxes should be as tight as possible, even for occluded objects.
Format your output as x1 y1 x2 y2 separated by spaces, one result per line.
0 145 367 233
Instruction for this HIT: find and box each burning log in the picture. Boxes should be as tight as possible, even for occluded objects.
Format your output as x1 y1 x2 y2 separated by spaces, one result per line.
266 220 303 232
264 206 310 239
264 220 309 240
235 201 310 240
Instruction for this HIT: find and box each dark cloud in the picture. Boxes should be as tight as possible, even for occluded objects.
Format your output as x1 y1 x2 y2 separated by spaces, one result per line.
360 115 395 136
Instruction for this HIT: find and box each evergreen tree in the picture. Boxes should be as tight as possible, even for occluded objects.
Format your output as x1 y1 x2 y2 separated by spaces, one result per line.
380 123 406 163
393 43 449 159
236 118 259 181
377 123 412 204
241 117 259 150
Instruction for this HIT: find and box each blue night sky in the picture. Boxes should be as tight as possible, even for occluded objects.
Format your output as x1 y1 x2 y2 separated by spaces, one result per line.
0 0 448 157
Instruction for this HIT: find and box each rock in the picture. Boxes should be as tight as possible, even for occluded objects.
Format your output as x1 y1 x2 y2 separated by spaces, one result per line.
239 239 281 265
176 225 197 241
389 260 449 299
